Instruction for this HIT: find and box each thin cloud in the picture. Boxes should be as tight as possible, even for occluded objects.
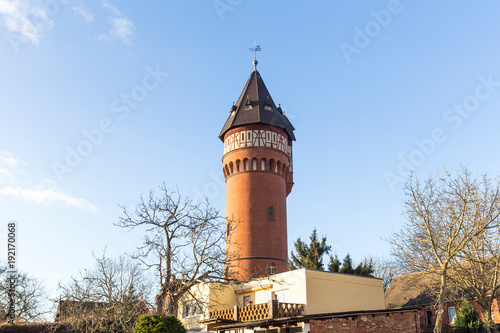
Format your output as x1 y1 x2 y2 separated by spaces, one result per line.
99 0 134 45
0 151 98 213
0 152 21 169
109 17 133 44
72 5 94 22
102 0 121 16
0 186 98 212
0 169 13 178
0 0 54 45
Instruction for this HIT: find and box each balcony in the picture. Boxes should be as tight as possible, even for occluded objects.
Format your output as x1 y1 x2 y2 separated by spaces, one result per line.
209 300 305 322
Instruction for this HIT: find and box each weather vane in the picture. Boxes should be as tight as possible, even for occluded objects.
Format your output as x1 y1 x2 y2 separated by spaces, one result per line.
249 39 262 70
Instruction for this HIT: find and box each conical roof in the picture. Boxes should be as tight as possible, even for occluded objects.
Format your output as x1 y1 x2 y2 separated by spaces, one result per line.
219 70 296 141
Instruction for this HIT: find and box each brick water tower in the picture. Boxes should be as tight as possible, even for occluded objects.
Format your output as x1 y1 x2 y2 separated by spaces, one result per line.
219 59 296 281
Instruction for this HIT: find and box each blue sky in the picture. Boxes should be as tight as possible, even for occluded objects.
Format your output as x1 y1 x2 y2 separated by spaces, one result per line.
1 0 500 308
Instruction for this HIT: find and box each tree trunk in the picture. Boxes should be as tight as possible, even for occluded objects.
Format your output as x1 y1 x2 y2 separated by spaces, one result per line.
484 308 493 333
434 270 447 333
155 294 165 314
164 294 178 316
155 285 168 314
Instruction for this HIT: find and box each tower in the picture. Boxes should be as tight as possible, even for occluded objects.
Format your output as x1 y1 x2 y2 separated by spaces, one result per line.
219 60 296 281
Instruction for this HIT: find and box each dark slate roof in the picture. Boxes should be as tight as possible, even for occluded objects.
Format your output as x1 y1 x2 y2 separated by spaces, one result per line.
219 70 296 141
385 271 463 309
385 272 436 309
55 300 109 321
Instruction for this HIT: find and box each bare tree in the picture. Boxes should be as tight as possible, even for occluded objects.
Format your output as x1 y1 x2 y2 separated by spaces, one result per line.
115 184 231 315
388 167 500 333
56 252 153 333
372 257 398 291
0 266 49 322
449 228 500 333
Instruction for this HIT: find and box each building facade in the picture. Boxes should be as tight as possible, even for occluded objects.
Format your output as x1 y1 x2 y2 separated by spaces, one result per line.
385 271 500 329
179 268 386 332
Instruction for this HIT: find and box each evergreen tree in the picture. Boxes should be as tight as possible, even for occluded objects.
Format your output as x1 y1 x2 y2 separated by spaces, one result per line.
290 229 375 278
289 229 331 270
353 257 375 277
340 254 354 274
134 314 186 333
328 254 374 277
327 255 341 272
454 298 483 330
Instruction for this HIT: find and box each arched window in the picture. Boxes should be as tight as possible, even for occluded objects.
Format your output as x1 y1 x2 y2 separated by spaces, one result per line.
229 162 234 174
269 159 275 172
276 161 281 173
244 158 249 171
236 160 241 172
268 207 275 220
261 158 266 171
252 158 258 170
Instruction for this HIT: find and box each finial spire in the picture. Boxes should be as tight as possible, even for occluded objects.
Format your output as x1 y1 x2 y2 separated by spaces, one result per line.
249 38 262 71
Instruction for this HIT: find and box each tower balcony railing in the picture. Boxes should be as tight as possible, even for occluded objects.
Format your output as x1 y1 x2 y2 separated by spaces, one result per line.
209 300 305 322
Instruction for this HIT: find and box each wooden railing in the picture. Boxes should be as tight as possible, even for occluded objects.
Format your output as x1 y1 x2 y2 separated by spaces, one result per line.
239 302 269 321
277 302 304 318
209 300 304 322
209 307 234 321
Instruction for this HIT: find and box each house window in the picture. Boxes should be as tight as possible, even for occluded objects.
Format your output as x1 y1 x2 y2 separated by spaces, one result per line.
227 223 231 237
448 307 456 324
270 264 276 275
243 296 251 306
269 159 274 172
425 310 433 325
273 289 289 303
268 207 275 220
241 133 245 141
183 301 203 318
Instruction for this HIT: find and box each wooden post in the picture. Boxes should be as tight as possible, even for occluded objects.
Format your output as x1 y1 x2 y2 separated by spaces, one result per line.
233 305 239 321
268 300 279 319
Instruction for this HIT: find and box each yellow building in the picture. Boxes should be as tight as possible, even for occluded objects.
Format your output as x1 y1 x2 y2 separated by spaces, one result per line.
177 268 385 332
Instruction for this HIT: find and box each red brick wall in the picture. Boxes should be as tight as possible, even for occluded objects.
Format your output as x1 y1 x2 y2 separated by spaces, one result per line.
417 299 500 327
309 311 420 333
492 298 500 323
223 124 292 281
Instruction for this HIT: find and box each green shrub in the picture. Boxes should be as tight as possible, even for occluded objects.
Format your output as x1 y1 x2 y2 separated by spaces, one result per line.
454 298 483 329
133 314 186 333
